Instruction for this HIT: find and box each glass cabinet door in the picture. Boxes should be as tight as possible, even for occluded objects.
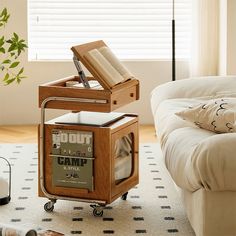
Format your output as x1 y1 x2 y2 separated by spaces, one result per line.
114 133 133 184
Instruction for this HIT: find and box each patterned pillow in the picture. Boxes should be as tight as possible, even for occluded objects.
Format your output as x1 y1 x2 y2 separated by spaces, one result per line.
175 98 236 133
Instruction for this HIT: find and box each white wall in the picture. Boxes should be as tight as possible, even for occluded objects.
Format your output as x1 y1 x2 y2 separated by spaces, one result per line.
219 0 227 75
227 0 236 75
0 0 189 125
219 0 236 76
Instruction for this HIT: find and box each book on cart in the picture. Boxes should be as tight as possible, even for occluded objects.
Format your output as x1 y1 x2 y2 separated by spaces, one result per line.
83 46 134 87
71 40 137 89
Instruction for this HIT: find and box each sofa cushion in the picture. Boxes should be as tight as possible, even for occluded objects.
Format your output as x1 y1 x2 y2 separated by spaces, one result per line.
155 98 208 146
176 97 236 133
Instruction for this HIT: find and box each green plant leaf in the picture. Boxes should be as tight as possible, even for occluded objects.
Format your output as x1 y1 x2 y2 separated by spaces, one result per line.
13 32 19 41
1 8 7 17
8 44 16 52
19 76 27 79
5 78 16 85
0 8 10 27
17 67 24 75
0 47 5 53
9 61 20 68
0 36 4 47
2 59 11 64
22 43 27 48
3 73 9 81
5 14 10 22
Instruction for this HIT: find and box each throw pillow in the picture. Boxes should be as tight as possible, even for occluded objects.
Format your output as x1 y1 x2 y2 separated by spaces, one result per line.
175 97 236 133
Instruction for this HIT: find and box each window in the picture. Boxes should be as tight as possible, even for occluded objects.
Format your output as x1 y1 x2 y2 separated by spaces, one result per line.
28 0 192 60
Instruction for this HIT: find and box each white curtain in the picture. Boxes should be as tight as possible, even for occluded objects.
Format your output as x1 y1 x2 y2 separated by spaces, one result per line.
190 0 219 77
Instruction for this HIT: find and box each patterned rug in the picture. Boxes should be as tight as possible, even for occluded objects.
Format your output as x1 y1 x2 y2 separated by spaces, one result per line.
0 143 195 236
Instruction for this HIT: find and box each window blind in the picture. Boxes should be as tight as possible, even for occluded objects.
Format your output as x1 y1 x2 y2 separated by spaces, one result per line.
28 0 192 60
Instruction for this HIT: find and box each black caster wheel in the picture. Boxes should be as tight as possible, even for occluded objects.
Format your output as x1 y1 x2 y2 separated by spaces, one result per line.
90 204 104 217
93 208 103 217
44 201 54 212
121 192 128 200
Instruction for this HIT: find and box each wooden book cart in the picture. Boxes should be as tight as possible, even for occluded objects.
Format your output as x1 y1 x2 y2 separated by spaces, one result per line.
38 40 139 216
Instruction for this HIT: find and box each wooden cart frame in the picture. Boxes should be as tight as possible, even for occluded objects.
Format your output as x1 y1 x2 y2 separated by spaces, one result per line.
39 96 139 216
38 41 140 216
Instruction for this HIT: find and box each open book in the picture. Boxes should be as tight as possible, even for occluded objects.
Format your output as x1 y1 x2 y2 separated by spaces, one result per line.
84 46 134 87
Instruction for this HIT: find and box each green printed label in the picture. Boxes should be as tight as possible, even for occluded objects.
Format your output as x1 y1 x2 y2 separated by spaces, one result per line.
52 156 93 191
51 129 94 191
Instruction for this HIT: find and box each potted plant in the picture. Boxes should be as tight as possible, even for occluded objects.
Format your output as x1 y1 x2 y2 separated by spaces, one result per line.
0 7 27 85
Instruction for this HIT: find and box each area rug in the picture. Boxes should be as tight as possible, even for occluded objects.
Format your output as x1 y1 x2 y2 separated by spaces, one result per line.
0 143 195 236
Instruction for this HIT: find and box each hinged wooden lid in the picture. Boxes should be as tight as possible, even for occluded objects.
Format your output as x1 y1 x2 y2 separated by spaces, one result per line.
71 40 133 91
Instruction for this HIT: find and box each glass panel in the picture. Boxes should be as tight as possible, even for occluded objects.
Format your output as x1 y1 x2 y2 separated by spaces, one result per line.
114 133 133 183
0 158 10 198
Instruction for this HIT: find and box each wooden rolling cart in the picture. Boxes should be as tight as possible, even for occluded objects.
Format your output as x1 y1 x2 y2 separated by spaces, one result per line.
38 41 140 216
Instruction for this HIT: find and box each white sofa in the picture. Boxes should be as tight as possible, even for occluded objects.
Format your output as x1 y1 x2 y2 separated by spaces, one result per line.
151 76 236 236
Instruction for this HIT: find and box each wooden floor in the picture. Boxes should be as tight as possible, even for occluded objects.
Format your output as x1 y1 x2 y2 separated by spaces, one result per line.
0 125 157 143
